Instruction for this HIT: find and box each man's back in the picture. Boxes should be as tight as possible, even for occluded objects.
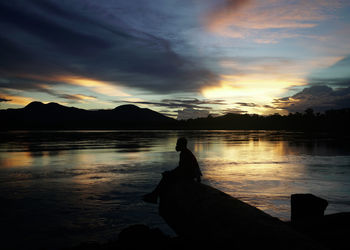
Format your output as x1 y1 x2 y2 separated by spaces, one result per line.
176 148 202 181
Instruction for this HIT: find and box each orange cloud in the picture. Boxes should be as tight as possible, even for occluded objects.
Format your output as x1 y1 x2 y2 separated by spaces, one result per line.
60 76 130 97
12 75 130 98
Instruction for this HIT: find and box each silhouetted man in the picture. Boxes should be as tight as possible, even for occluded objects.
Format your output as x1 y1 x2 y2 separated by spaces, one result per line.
143 137 202 204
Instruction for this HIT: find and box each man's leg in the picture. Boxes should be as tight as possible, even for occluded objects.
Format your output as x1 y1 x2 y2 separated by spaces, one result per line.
143 175 168 204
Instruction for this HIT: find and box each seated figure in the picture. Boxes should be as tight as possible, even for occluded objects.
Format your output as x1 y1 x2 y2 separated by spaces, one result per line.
143 137 202 204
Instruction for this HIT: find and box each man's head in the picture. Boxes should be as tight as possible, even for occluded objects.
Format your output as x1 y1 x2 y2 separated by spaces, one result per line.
176 137 187 152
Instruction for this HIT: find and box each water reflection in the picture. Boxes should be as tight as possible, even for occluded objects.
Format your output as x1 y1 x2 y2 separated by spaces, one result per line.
0 151 33 168
0 130 349 249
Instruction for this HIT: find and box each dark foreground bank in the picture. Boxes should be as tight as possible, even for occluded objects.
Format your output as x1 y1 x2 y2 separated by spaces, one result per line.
66 181 350 250
68 214 350 250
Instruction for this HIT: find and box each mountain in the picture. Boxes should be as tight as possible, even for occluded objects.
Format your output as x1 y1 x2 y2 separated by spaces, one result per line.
0 102 175 129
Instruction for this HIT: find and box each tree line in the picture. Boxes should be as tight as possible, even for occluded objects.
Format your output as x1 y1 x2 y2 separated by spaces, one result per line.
177 108 350 132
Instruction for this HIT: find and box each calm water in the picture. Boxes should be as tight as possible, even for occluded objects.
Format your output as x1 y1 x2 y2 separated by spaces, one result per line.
1 130 350 249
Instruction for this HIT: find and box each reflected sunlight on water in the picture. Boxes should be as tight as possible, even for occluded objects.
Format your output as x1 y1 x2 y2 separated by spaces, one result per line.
0 130 349 249
0 151 33 168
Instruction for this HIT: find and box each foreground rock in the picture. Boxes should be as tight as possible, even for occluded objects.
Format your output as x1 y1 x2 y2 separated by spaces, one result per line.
291 193 329 224
159 180 327 250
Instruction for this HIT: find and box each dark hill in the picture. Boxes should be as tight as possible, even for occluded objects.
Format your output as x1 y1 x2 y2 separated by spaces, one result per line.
112 104 173 122
24 101 83 112
0 102 175 129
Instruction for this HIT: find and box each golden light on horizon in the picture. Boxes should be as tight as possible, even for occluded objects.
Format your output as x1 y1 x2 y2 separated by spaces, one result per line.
202 74 306 112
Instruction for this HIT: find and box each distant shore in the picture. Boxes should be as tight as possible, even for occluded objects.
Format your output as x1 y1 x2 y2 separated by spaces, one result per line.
1 101 350 132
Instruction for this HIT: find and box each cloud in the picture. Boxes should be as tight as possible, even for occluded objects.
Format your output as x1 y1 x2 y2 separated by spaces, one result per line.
0 0 218 95
0 78 97 104
235 102 258 107
274 85 350 113
309 78 350 88
205 0 344 42
119 98 226 110
222 107 247 114
62 77 130 97
40 88 97 102
307 55 350 88
206 0 251 38
0 97 11 102
117 98 229 119
177 108 210 120
162 98 226 107
121 97 275 117
55 94 97 102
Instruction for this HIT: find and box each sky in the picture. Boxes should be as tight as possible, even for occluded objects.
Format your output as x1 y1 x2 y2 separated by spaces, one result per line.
1 0 350 119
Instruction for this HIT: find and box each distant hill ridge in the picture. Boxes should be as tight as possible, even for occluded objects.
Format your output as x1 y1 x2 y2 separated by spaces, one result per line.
0 101 175 129
1 101 350 131
24 101 83 112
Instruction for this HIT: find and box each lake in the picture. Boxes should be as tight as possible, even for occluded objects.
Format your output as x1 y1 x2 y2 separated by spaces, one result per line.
1 130 350 249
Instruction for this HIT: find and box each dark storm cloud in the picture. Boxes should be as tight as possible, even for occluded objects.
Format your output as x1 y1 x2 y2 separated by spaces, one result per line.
119 98 226 110
274 85 350 113
0 0 217 94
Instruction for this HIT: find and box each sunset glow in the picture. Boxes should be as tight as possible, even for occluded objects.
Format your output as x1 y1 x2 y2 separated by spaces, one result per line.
2 2 350 248
202 74 306 113
1 0 350 118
